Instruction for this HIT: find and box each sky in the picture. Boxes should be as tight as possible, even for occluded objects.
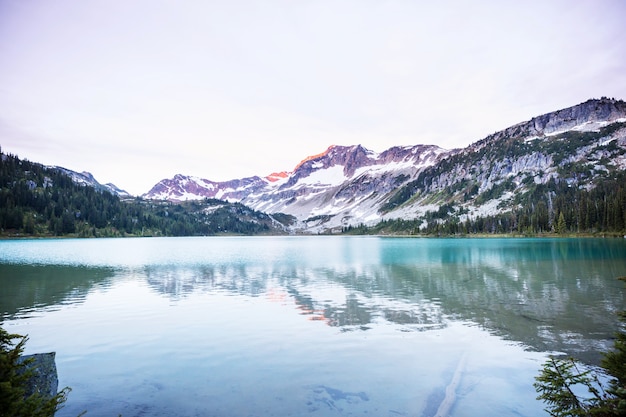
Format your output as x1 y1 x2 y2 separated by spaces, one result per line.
1 0 625 196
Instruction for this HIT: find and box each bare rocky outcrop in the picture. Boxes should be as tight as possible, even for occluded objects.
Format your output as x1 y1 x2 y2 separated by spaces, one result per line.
478 98 626 146
17 352 59 399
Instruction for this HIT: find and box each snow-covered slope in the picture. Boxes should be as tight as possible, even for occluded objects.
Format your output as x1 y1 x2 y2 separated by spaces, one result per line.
143 144 449 232
142 98 626 233
241 144 448 232
142 174 267 201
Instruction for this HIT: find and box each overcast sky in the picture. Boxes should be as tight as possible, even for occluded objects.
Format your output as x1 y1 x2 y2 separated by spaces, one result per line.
1 0 625 195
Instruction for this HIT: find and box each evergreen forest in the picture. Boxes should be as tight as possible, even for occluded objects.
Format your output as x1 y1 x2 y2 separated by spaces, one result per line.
0 149 291 237
2 145 625 238
347 172 626 236
345 123 626 237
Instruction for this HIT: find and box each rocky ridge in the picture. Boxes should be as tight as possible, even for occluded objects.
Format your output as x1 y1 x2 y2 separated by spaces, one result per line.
380 98 626 228
59 97 626 234
143 143 449 232
51 166 132 198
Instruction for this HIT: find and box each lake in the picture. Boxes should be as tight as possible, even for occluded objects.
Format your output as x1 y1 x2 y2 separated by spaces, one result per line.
1 236 625 417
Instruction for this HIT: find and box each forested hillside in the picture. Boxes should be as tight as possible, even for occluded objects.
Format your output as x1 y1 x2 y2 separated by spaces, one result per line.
350 172 626 236
353 121 626 236
0 149 292 237
3 97 626 238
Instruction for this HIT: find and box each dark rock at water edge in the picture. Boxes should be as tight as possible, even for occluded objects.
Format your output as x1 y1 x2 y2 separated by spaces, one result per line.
17 352 59 398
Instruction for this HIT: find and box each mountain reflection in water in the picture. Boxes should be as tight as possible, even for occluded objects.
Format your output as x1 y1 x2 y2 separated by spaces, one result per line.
2 237 626 417
120 237 626 365
1 237 624 367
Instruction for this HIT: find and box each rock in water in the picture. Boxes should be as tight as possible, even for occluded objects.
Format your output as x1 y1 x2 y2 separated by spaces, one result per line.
18 352 59 398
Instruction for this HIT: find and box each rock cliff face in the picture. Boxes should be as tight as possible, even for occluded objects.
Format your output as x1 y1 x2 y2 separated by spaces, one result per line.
529 97 626 135
477 98 626 146
142 98 626 233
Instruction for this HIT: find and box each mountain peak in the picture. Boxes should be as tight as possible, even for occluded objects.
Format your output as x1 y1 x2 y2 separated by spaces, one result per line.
293 145 336 171
527 97 626 136
139 97 626 233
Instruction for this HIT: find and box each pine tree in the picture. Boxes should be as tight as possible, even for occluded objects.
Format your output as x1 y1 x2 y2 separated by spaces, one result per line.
0 326 70 417
600 299 626 414
557 212 567 234
535 278 626 416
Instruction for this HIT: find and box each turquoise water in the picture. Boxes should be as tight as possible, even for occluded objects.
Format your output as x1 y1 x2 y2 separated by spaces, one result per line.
1 237 625 416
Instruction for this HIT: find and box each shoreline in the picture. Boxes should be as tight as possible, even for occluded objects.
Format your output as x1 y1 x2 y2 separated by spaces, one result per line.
1 231 625 239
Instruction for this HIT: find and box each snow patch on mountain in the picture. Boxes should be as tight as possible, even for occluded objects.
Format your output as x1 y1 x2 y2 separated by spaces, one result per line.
139 98 626 233
299 165 347 186
544 117 626 137
143 143 448 233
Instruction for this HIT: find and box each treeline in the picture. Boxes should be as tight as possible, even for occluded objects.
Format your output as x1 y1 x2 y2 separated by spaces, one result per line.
0 150 287 237
345 173 626 236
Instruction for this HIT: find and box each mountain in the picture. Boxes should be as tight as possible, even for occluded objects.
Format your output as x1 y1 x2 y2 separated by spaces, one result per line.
144 173 268 202
242 144 448 232
51 166 132 198
0 152 293 237
144 144 449 232
380 97 626 232
143 97 626 234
